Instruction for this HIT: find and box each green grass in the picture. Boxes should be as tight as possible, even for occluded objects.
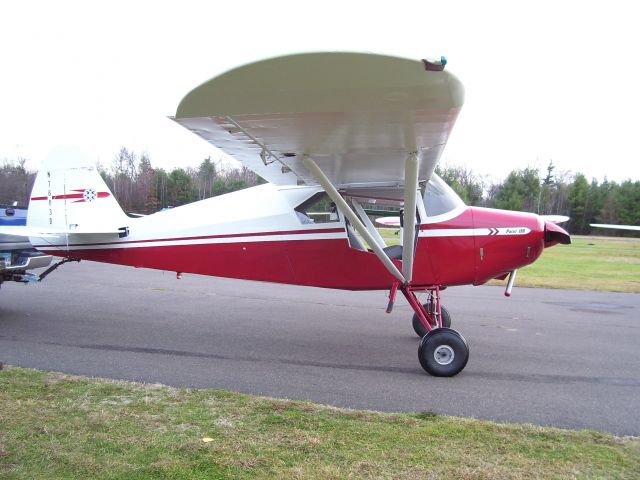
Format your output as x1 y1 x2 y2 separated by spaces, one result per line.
1 366 639 479
495 236 640 293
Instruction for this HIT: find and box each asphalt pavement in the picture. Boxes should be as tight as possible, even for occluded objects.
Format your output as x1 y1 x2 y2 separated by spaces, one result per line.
1 261 639 435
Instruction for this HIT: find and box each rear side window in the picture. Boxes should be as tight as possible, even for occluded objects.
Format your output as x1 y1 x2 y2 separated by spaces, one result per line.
295 192 339 224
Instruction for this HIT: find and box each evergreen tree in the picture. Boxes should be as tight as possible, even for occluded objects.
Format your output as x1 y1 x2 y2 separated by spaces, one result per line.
153 168 169 209
435 165 484 206
197 157 217 199
537 160 555 214
567 173 589 233
615 180 640 226
167 168 196 206
136 153 157 213
492 167 540 212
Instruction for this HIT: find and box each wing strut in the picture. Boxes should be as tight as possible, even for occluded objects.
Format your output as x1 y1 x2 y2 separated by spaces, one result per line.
302 156 406 283
402 152 419 282
351 198 387 250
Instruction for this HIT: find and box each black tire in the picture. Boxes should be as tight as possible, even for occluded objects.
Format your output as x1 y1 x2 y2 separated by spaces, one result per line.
418 328 469 377
412 304 452 337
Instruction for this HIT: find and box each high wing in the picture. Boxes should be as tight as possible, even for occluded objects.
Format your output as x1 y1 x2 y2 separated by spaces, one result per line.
591 223 640 231
172 52 464 189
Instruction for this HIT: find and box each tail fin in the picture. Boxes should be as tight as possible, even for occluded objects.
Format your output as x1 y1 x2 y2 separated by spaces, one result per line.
27 147 129 234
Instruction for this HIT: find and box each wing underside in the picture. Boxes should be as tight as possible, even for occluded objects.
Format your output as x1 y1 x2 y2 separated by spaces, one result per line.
172 52 464 189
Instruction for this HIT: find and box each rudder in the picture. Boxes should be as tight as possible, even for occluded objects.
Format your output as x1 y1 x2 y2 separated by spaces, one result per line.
27 148 129 233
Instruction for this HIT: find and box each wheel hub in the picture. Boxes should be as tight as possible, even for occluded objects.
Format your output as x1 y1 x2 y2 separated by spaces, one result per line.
433 345 455 366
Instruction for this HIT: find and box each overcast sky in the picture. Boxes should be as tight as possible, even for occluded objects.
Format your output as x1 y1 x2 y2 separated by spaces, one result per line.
1 0 638 183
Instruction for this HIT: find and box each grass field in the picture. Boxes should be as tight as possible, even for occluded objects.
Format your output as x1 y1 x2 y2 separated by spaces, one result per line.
1 366 639 480
510 236 640 293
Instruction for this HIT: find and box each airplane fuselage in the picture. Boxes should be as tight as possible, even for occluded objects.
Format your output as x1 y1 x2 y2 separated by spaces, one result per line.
32 183 566 291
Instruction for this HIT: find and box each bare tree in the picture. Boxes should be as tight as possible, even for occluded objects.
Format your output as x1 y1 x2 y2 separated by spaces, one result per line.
0 158 34 206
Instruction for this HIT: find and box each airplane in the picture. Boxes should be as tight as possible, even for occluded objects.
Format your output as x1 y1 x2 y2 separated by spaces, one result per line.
0 203 52 289
1 52 571 376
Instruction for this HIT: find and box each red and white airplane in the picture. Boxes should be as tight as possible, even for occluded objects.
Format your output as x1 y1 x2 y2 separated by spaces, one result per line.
6 52 571 376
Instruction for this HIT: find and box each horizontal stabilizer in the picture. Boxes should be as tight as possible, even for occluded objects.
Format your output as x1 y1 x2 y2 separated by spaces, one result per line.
60 227 125 235
0 226 124 238
0 226 60 238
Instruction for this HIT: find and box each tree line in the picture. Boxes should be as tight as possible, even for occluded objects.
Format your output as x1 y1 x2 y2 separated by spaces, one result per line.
436 161 640 236
0 148 264 214
100 147 264 214
1 151 638 236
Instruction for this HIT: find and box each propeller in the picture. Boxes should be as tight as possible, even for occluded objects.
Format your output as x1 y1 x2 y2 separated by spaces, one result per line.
540 215 570 224
544 221 571 247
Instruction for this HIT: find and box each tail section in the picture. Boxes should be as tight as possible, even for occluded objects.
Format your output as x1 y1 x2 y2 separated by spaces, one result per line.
28 148 129 235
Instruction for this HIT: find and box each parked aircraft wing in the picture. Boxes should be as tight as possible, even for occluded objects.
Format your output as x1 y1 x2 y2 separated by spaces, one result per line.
590 223 640 231
376 217 401 227
172 52 464 189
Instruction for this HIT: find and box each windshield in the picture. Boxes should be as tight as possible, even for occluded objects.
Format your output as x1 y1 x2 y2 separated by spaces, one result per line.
422 173 465 217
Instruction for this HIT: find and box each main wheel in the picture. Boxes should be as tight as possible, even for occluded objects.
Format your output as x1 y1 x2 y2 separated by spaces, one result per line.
418 328 469 377
412 304 451 337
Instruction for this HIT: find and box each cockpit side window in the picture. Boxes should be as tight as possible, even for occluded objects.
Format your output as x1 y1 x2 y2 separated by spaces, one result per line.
422 173 465 217
295 192 340 224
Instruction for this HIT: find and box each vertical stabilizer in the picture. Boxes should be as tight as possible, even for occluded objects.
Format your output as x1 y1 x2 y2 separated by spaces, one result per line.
27 147 129 233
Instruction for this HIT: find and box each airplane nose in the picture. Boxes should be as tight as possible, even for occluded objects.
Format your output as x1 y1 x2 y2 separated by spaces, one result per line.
544 221 571 247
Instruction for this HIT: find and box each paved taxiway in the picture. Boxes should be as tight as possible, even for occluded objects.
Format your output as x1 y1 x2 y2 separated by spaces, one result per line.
1 261 639 435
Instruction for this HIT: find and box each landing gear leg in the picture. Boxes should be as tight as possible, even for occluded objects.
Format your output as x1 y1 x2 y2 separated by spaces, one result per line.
412 289 452 337
400 285 469 377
